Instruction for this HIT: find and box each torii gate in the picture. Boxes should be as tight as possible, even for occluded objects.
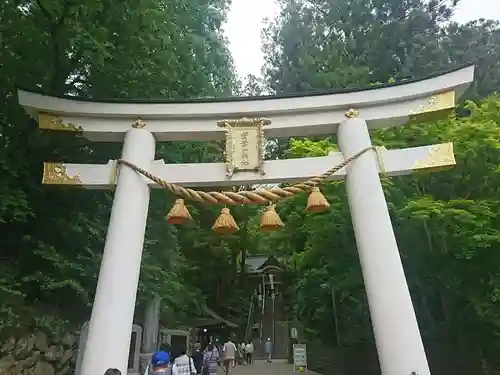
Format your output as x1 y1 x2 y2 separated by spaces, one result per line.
18 65 474 375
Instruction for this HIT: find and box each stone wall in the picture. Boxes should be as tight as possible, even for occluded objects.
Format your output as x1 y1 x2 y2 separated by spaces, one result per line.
0 331 77 375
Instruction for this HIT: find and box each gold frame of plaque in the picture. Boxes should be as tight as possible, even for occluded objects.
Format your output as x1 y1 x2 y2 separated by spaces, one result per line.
217 117 270 178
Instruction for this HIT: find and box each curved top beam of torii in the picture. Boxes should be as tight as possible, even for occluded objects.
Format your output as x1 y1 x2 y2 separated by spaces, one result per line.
17 65 474 142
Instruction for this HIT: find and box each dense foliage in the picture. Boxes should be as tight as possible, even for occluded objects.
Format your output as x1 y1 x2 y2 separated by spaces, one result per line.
0 0 240 332
262 0 500 100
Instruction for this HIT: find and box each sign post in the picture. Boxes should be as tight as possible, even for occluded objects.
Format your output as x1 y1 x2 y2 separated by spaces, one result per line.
293 344 307 372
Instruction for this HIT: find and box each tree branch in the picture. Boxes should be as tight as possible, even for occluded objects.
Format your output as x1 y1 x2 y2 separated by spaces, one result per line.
56 0 72 28
45 0 79 93
34 0 54 24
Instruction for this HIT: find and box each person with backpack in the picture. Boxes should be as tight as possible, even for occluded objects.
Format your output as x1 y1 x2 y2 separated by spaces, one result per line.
191 343 203 375
171 346 197 375
202 343 219 375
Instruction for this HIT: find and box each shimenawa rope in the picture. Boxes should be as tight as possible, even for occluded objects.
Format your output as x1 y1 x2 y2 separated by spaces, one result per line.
116 146 377 205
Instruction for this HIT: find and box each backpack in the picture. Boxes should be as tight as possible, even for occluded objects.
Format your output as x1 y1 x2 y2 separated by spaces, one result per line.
202 350 214 375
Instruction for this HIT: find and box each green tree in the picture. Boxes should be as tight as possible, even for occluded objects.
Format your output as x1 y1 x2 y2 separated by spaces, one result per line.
0 0 237 332
263 0 500 99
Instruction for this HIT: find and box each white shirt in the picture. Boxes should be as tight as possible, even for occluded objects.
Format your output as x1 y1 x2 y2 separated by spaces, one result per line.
223 341 237 360
245 343 254 354
172 355 196 375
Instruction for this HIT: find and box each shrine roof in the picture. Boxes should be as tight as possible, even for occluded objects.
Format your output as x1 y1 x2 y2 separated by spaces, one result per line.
245 257 269 272
18 64 473 104
245 255 284 273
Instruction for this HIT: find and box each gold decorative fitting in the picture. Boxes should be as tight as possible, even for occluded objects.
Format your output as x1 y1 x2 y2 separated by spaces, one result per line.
133 118 146 128
409 91 455 122
42 163 82 185
345 108 360 118
38 113 83 133
412 142 456 171
218 117 268 178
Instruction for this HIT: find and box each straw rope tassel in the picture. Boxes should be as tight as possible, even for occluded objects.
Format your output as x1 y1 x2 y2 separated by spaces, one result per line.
166 198 193 225
212 207 239 234
260 204 284 232
306 186 330 213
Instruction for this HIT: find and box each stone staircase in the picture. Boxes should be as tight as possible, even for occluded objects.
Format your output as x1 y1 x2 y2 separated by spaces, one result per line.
273 293 288 360
253 293 288 360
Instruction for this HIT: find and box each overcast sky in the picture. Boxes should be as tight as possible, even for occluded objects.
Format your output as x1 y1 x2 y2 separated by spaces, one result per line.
224 0 500 79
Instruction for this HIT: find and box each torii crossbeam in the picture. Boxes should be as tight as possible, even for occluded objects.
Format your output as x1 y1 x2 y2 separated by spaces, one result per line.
18 65 474 375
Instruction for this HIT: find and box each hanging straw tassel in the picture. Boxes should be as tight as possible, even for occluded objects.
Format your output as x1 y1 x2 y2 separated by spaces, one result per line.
212 207 239 234
306 186 330 213
166 198 193 225
260 204 284 232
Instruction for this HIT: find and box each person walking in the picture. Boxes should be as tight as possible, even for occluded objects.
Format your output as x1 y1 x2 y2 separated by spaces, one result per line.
191 343 203 375
149 350 170 374
245 341 254 364
222 338 237 375
238 342 245 365
171 346 197 375
202 343 219 375
215 339 222 367
263 338 273 363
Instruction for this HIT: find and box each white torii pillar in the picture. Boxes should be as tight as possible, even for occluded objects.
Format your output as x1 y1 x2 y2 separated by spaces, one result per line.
80 127 155 375
339 117 429 375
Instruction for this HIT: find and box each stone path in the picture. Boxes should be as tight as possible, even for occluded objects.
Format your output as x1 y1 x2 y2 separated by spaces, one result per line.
218 359 319 375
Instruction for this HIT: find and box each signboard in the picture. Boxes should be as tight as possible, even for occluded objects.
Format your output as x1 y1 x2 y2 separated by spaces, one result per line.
293 344 307 372
217 118 269 178
291 327 298 339
230 126 260 171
